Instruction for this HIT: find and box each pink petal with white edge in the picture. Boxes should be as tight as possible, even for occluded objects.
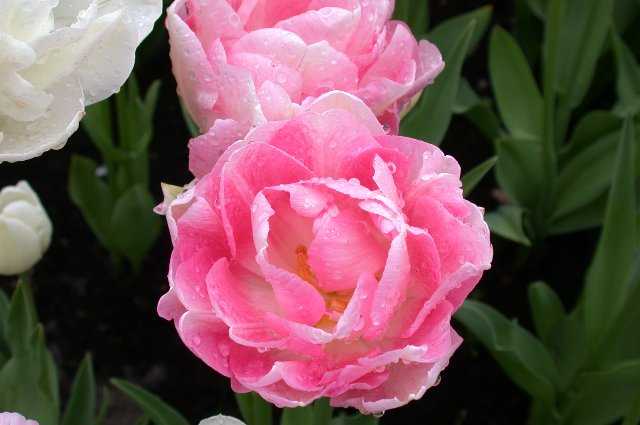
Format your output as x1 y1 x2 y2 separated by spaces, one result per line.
299 41 359 97
231 28 307 69
367 231 411 339
229 52 302 101
276 7 359 51
258 81 296 121
361 23 419 86
167 5 219 131
182 0 245 53
178 311 234 376
334 272 377 338
252 192 326 325
331 333 461 414
306 90 385 136
189 119 247 178
206 257 274 325
407 39 446 100
219 142 312 258
308 207 387 292
157 288 186 321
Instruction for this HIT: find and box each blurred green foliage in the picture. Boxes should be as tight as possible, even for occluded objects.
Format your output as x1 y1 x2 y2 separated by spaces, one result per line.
68 77 162 273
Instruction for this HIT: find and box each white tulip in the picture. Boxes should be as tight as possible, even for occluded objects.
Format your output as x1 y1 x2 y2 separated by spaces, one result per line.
0 181 52 275
199 415 246 425
0 0 162 162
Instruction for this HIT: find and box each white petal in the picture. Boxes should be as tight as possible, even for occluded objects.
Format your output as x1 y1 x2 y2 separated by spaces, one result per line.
0 215 42 276
199 415 247 425
0 78 84 162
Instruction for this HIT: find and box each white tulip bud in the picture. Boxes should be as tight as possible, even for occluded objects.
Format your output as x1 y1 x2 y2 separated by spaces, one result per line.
199 415 246 425
0 182 52 276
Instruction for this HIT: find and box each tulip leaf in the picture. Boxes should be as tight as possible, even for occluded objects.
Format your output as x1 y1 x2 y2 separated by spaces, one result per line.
180 100 200 137
393 0 429 34
456 300 558 406
400 20 475 144
6 280 38 353
486 205 532 247
583 118 637 349
562 110 622 158
331 414 378 425
428 5 492 57
110 185 161 272
553 129 625 220
528 282 565 345
613 32 640 117
453 79 480 114
281 399 332 425
462 156 497 196
62 355 97 425
556 0 614 109
111 379 190 425
548 191 609 235
490 26 543 140
565 359 640 425
68 155 115 251
235 393 273 425
495 136 543 209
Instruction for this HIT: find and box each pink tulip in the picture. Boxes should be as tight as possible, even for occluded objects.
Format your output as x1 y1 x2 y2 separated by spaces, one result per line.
158 92 492 414
167 0 443 143
0 413 38 425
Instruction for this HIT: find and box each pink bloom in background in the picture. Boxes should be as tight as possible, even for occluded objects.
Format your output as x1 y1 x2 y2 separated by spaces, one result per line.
168 0 443 146
0 413 38 425
158 91 492 413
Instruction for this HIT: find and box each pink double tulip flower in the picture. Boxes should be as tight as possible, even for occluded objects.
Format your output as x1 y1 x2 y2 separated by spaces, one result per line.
158 92 492 413
168 0 444 147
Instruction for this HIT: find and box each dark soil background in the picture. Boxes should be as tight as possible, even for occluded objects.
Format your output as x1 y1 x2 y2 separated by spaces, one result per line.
0 1 604 424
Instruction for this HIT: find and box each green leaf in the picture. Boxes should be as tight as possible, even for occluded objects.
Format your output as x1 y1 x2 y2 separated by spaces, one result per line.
495 136 543 208
393 0 428 34
400 20 475 144
486 205 532 246
562 110 622 158
596 252 640 364
235 393 272 425
96 387 111 425
6 280 38 353
109 185 161 271
623 393 640 425
583 118 637 349
613 32 640 117
462 156 497 196
111 379 190 425
548 191 609 235
82 100 115 160
62 355 97 425
331 414 378 425
0 327 59 425
456 300 558 406
40 349 60 415
553 129 623 220
463 99 504 141
427 6 492 57
566 360 640 425
490 26 544 140
528 281 565 345
180 100 200 138
281 399 332 425
453 79 480 114
527 0 548 18
551 311 589 391
555 0 614 109
68 155 115 250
